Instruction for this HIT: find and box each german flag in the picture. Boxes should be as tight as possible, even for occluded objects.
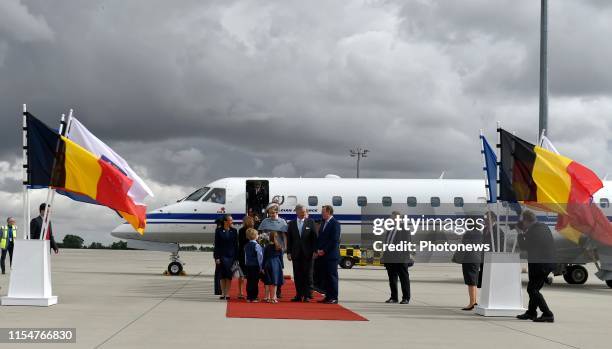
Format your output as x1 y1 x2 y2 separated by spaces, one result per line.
499 129 603 243
26 112 146 234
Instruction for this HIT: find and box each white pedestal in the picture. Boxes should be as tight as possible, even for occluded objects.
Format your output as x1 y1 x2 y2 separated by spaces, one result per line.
1 240 58 306
475 252 525 317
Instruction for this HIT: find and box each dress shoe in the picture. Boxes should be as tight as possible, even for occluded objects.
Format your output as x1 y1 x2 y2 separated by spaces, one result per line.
302 297 311 303
385 298 398 304
324 299 338 304
461 303 477 311
516 312 537 320
399 299 410 304
317 298 330 303
533 314 554 323
290 297 302 302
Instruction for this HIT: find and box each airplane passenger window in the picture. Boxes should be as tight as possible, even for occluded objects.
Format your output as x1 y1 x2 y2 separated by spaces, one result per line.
308 196 318 206
454 197 464 207
286 196 297 207
600 198 610 208
431 197 440 207
407 196 417 207
382 196 392 207
332 196 342 206
357 196 367 207
203 188 226 204
184 187 210 201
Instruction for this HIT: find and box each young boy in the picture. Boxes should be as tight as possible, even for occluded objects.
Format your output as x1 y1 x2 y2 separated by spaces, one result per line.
244 228 263 302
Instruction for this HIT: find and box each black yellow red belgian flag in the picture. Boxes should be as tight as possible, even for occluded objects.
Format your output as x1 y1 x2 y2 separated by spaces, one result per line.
26 112 146 234
499 129 612 245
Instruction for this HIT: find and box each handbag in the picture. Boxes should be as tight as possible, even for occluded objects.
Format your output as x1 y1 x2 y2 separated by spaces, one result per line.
452 250 465 264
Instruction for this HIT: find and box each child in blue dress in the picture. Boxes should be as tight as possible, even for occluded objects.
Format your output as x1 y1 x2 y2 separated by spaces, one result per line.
263 231 284 303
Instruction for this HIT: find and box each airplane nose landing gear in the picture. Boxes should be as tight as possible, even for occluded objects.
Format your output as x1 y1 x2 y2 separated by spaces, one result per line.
167 251 185 276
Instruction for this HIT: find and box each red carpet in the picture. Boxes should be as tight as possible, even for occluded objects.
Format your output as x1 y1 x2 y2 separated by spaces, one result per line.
226 277 367 321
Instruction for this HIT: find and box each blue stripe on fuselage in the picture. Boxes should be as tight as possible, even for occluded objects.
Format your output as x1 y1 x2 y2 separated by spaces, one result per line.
145 212 612 224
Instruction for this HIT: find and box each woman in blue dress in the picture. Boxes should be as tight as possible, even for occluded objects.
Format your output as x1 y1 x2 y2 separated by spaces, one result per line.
258 204 287 298
214 214 238 300
263 231 284 303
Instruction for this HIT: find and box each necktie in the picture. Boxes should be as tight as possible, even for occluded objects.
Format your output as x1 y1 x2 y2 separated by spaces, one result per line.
386 229 397 244
298 220 303 237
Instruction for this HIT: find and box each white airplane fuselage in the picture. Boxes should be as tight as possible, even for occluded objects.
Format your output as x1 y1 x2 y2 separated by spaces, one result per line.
111 177 612 244
111 177 612 283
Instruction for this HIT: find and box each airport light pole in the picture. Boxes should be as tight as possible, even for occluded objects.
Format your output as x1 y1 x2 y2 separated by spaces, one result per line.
350 147 369 178
539 0 548 139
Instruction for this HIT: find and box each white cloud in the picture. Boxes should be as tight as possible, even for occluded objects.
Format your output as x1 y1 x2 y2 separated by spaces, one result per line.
0 0 54 42
272 162 297 177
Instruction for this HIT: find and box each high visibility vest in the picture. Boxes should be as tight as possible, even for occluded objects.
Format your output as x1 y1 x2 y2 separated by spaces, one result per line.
0 225 17 249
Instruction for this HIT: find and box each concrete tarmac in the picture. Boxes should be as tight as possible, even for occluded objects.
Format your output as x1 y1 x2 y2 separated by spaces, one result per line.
0 249 610 349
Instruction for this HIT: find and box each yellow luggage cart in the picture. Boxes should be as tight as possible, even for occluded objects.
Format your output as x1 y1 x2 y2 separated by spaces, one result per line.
339 245 383 269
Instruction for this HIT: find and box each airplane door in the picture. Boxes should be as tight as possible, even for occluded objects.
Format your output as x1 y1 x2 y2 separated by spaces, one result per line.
246 180 269 218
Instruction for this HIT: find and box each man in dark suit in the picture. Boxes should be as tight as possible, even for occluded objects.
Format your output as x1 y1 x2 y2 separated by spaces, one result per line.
287 204 317 302
247 182 268 218
30 203 59 254
516 210 555 323
381 211 412 304
316 205 341 304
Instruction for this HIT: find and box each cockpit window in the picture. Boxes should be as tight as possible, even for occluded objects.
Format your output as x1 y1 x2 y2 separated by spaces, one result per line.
203 188 226 204
184 187 210 201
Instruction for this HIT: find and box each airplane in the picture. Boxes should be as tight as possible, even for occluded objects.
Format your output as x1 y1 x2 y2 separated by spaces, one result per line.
111 176 612 288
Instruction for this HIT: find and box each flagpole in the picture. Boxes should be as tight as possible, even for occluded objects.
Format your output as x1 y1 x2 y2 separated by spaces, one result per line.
504 205 509 252
480 129 496 252
496 122 501 252
538 128 546 146
22 104 30 240
40 113 68 240
509 130 520 253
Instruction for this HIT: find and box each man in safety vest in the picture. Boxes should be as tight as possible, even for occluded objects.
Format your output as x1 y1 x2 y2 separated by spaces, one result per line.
1 217 17 274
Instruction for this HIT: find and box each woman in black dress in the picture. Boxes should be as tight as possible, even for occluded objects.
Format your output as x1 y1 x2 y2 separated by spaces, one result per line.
237 216 255 299
460 223 483 310
214 214 238 300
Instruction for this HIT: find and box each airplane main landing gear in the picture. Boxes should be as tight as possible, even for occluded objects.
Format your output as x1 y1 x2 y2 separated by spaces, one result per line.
167 251 185 276
563 265 588 285
606 280 612 289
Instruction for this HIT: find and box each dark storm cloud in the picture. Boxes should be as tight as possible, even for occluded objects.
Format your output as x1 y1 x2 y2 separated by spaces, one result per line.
394 0 612 97
0 0 610 243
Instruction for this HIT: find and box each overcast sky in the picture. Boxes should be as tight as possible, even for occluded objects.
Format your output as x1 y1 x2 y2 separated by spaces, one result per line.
0 0 610 244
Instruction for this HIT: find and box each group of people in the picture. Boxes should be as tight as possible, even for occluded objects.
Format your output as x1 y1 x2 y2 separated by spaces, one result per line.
458 210 556 322
213 203 341 304
217 203 556 321
1 203 60 276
